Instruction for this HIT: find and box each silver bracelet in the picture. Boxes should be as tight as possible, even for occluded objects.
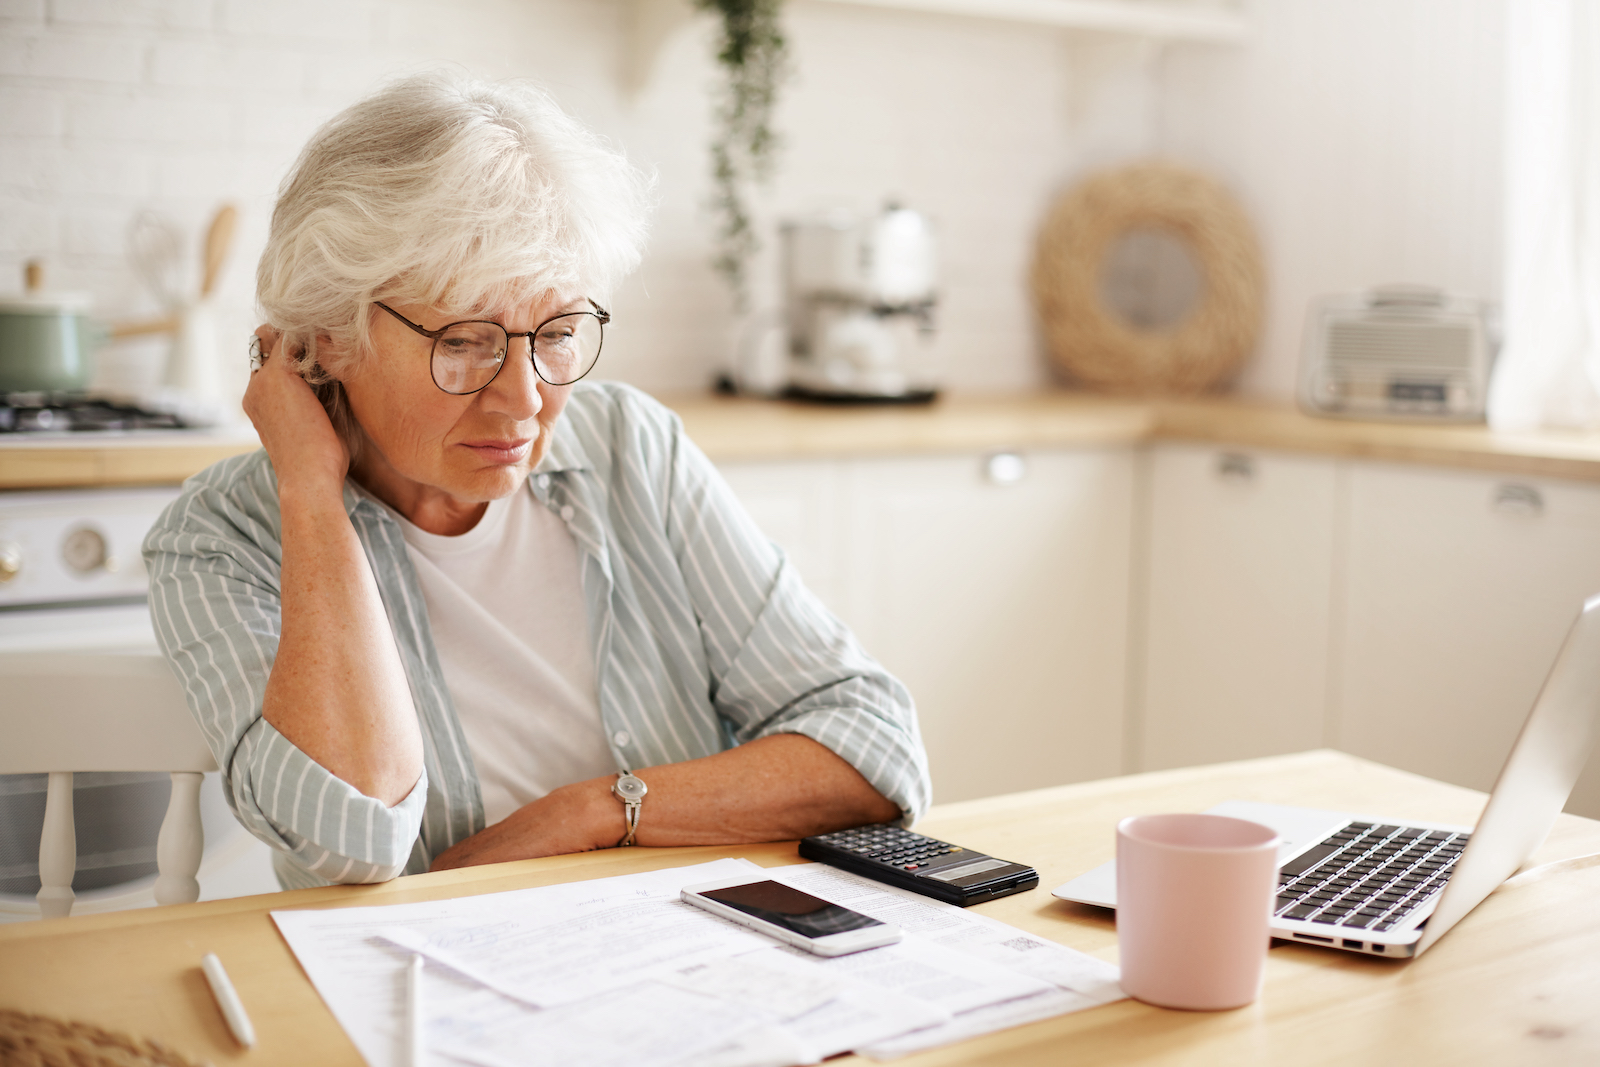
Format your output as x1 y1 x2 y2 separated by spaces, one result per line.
611 771 648 847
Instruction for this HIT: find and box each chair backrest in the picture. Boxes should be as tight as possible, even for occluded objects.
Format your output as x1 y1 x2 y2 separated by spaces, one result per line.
0 650 216 774
0 650 215 919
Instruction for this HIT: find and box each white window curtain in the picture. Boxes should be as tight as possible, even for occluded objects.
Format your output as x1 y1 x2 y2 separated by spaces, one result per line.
1488 0 1600 431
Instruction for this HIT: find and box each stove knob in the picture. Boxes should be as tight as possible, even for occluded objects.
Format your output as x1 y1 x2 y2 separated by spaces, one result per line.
0 541 20 583
62 526 109 575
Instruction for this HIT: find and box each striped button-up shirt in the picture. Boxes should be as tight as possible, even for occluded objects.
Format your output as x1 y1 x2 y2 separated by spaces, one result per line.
144 383 931 889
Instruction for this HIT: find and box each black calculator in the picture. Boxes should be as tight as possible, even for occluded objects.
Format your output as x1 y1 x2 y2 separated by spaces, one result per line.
799 824 1039 906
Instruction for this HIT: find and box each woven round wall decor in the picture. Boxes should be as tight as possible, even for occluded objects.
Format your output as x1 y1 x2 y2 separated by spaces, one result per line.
1031 161 1264 394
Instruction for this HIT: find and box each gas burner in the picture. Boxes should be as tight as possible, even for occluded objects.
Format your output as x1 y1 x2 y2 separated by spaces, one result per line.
0 392 187 433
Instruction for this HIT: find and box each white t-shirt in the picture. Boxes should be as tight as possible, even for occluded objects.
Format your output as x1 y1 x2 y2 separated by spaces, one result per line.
390 489 615 826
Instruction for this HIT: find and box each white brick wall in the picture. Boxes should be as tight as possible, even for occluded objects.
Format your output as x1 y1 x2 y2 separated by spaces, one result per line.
1162 0 1505 400
0 0 1507 402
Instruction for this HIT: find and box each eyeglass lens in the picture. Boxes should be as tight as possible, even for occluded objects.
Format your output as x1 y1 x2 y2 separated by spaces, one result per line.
430 312 604 394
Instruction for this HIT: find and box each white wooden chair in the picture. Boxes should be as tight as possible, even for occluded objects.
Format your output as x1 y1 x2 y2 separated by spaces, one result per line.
0 651 214 919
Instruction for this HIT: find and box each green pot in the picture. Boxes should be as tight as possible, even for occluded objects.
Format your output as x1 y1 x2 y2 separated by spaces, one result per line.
0 294 99 394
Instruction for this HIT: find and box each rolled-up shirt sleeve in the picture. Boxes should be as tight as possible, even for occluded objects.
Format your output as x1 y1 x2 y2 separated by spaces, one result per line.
144 464 425 884
657 411 933 826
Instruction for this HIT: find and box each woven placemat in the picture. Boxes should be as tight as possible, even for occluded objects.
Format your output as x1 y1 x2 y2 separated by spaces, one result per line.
0 1009 208 1067
1031 160 1264 395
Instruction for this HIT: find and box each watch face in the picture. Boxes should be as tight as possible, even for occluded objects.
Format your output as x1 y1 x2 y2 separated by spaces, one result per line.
615 774 647 801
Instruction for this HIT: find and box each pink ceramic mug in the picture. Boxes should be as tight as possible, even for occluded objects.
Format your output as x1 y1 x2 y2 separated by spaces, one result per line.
1116 813 1280 1011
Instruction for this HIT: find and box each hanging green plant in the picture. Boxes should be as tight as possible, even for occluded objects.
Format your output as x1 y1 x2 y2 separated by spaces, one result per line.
693 0 788 310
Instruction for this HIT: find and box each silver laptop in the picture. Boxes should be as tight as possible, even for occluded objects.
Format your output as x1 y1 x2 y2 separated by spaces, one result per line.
1054 593 1600 958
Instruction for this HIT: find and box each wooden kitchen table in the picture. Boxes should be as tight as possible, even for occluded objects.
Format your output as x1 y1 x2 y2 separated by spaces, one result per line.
1 750 1597 1065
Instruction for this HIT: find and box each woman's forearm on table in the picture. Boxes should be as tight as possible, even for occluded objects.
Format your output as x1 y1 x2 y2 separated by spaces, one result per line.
263 482 424 805
429 734 898 870
625 733 900 845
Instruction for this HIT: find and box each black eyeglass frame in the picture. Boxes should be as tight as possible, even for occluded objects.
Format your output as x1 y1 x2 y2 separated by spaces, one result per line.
373 298 610 393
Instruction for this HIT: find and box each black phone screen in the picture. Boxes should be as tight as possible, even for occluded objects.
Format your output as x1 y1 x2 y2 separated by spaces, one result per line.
699 881 884 939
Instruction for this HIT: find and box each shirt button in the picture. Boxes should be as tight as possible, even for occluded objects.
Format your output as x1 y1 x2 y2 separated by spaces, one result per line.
537 474 551 489
560 505 575 522
613 730 630 747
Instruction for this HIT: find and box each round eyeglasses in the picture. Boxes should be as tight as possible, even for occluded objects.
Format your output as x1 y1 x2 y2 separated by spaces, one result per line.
373 299 609 394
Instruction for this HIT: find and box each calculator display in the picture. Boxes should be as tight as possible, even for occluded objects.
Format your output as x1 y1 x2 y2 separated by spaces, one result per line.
927 858 1012 883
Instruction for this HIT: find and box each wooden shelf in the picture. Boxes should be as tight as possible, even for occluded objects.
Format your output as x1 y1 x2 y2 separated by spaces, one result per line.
620 0 1247 98
806 0 1250 42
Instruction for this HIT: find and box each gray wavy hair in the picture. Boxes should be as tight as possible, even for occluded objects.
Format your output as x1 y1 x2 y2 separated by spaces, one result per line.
257 70 653 393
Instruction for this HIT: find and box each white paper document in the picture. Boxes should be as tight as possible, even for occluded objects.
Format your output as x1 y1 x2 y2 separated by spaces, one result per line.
667 948 930 1063
708 945 950 1060
775 935 1053 1015
431 979 774 1067
859 987 1121 1061
271 858 771 1067
271 857 1122 1067
660 952 843 1020
764 863 1124 1056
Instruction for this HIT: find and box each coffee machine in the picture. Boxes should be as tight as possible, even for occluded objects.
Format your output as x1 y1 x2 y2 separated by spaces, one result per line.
781 203 939 403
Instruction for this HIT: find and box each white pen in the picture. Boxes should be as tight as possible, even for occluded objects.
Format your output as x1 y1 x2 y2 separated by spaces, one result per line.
407 953 425 1067
201 952 256 1049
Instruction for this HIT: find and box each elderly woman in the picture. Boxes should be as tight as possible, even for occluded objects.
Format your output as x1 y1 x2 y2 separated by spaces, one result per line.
144 73 929 890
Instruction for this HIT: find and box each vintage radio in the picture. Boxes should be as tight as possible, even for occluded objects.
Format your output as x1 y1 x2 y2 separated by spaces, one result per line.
1299 285 1494 422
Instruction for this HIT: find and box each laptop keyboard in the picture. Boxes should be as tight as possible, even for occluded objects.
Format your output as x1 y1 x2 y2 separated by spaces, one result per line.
1274 821 1470 932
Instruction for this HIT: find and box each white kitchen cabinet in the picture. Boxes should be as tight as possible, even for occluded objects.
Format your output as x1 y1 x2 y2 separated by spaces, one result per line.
1333 463 1600 812
1139 444 1340 771
714 459 847 617
717 442 1600 821
717 448 1134 805
842 450 1134 804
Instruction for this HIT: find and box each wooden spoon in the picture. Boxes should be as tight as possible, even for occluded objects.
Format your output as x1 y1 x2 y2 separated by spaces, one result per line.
199 203 237 300
110 202 238 339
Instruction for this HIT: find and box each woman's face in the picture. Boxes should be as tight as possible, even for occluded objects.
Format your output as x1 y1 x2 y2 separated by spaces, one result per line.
338 291 581 534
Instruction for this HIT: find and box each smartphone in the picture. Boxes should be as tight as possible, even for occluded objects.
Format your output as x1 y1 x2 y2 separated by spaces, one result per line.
681 876 903 957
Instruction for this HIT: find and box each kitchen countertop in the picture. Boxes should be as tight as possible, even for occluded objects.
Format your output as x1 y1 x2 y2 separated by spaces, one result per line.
5 391 1600 490
0 426 263 490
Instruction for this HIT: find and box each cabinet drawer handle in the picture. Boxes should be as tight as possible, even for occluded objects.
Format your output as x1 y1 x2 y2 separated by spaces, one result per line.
985 452 1027 486
1216 452 1255 481
1491 483 1543 517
